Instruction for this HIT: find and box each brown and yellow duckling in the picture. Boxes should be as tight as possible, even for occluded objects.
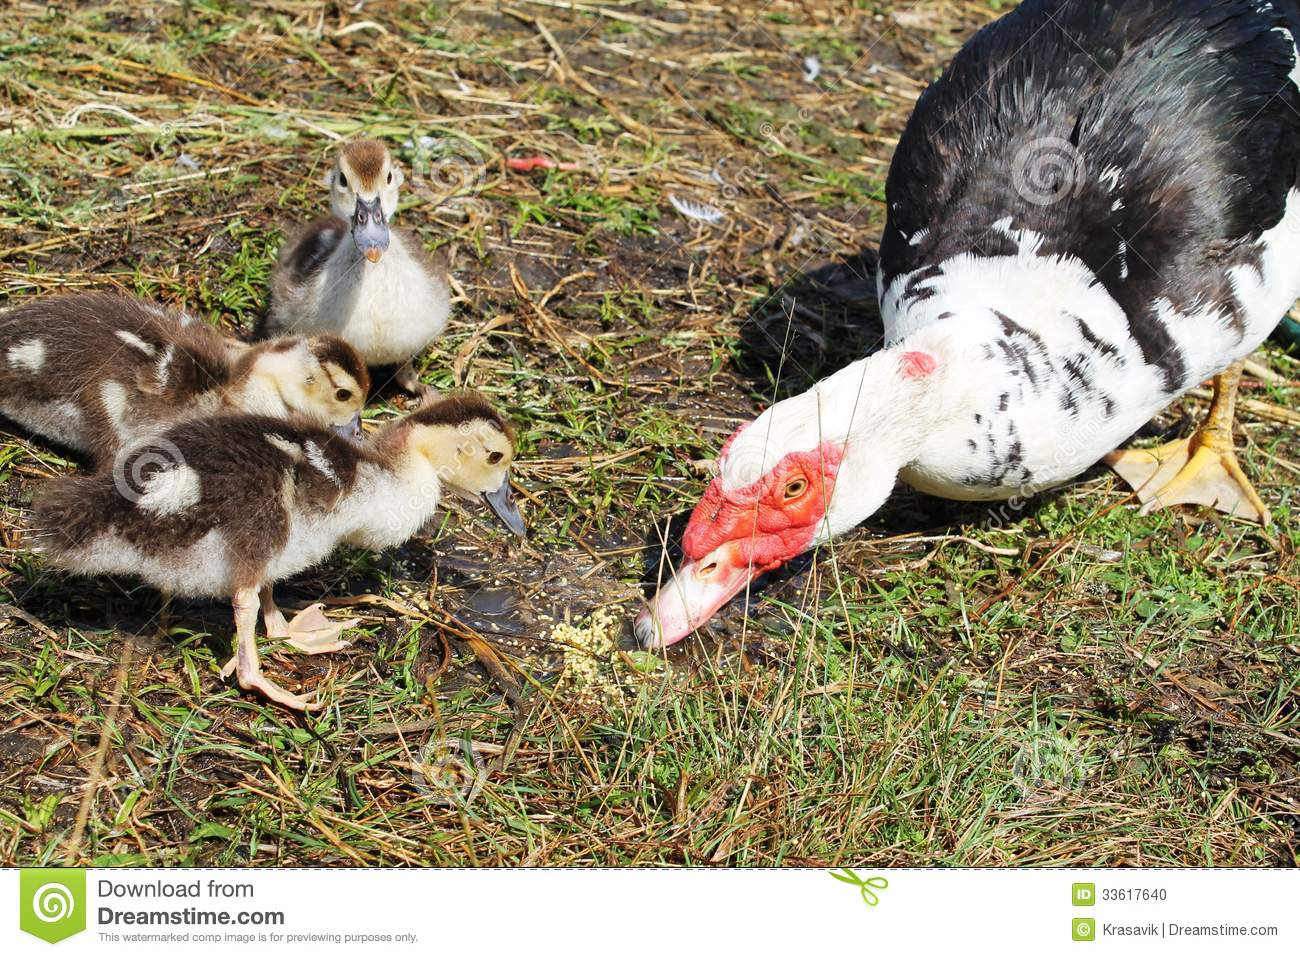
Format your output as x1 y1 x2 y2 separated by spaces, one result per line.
262 140 451 396
32 390 524 710
0 292 369 466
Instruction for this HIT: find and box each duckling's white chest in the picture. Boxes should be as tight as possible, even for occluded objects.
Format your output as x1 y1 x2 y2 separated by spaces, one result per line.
317 232 450 366
266 510 348 583
337 461 444 551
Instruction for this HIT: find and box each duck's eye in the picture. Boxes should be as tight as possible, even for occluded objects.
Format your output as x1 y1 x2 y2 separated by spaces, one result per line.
487 451 504 465
783 478 808 501
335 388 352 402
386 170 393 185
337 172 348 189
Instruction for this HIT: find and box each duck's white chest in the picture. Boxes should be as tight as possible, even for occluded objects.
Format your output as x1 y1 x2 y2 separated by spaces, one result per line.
266 511 347 583
335 462 443 551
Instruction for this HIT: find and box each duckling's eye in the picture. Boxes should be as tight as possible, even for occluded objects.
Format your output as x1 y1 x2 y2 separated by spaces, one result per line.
783 478 808 501
335 388 352 402
337 172 348 190
386 170 393 185
487 451 504 465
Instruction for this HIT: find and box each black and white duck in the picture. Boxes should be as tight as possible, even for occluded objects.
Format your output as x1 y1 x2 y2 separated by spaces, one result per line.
638 0 1300 647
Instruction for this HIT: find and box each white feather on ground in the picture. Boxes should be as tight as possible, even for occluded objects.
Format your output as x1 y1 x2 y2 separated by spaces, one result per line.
668 194 725 225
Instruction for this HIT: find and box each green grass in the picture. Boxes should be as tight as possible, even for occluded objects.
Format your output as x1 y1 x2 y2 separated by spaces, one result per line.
0 0 1297 868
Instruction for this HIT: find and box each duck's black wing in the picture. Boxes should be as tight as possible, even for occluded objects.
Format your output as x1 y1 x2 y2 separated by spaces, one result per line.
880 0 1300 390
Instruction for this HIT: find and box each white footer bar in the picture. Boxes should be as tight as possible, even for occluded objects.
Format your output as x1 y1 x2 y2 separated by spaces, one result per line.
7 868 1297 953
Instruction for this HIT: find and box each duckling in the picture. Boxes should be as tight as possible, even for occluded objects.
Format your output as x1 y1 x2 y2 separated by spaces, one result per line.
262 140 451 396
32 390 524 710
0 292 369 467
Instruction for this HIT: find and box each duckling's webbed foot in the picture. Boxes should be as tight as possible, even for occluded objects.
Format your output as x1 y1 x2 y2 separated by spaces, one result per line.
223 587 324 711
281 603 358 655
260 588 357 654
1106 362 1272 525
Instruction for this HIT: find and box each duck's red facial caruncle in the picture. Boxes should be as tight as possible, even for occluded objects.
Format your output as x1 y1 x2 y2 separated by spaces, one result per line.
635 440 844 648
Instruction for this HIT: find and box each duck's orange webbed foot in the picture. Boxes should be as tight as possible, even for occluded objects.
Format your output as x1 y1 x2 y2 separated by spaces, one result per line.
1106 362 1271 525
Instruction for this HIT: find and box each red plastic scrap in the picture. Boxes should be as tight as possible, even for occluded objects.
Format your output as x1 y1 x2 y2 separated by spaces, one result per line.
506 155 580 172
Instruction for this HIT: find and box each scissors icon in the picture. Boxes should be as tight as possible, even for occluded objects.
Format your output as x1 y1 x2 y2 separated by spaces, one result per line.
829 869 889 906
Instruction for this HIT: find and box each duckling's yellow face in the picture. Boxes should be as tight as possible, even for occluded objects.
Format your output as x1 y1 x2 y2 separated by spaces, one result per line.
248 339 368 437
442 422 515 494
298 360 367 437
327 140 403 263
416 418 524 536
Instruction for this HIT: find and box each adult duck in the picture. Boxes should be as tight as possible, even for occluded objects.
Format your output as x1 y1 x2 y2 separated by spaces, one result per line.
637 0 1300 647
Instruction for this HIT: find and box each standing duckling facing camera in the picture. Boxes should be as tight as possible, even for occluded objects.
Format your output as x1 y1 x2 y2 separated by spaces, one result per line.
32 390 524 710
0 293 369 466
262 140 451 397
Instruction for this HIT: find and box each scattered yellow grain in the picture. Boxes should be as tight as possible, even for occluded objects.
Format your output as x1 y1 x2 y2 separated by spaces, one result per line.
552 606 625 708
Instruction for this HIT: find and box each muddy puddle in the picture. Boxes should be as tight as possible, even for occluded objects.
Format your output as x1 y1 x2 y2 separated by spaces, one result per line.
424 529 645 676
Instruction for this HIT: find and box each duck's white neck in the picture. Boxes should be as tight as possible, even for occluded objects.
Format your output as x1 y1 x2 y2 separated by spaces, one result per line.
228 377 288 419
721 346 954 540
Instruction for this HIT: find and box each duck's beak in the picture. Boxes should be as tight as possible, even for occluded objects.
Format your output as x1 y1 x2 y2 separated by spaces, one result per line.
333 412 363 441
352 197 389 263
634 542 755 649
482 477 526 537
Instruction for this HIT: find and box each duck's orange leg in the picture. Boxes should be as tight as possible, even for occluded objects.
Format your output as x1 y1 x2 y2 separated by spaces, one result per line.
1106 361 1271 525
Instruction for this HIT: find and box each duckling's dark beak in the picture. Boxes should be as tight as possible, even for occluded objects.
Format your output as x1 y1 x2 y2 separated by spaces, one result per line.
334 413 363 441
352 197 389 263
482 478 526 537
